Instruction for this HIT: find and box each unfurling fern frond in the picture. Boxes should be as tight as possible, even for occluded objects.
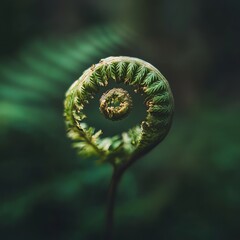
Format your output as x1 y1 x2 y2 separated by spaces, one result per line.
64 56 174 166
64 56 174 239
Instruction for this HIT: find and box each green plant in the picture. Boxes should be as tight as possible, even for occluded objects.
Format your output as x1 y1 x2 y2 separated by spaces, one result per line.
64 56 174 239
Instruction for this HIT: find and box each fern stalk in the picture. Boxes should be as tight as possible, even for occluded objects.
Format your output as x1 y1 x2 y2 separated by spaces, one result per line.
106 166 122 240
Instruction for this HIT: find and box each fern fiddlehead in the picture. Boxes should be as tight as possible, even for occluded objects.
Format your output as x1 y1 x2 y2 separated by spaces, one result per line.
64 56 174 239
64 56 174 163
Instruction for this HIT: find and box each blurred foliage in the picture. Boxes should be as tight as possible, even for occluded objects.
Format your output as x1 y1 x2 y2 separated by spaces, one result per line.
0 0 240 240
0 23 136 239
0 24 133 134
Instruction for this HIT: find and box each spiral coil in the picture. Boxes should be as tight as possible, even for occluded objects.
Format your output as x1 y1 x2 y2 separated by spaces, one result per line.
64 56 174 164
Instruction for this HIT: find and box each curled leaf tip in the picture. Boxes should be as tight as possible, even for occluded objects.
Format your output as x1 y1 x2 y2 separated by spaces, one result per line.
99 88 133 121
64 56 174 164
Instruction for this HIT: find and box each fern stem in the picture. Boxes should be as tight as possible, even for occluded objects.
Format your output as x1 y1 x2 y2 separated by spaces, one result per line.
105 149 156 239
106 165 124 240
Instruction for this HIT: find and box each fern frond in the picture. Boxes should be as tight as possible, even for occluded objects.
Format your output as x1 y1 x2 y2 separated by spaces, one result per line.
0 24 131 133
143 71 159 86
145 80 167 95
132 65 149 85
106 62 118 81
116 61 128 81
64 56 174 165
151 93 170 104
125 62 139 84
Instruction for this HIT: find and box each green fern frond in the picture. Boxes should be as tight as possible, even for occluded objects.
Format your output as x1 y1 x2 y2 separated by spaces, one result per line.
151 93 170 104
133 65 149 85
143 71 159 86
116 61 128 80
106 62 118 81
126 62 139 84
145 80 167 95
0 24 131 134
64 56 174 165
91 68 108 87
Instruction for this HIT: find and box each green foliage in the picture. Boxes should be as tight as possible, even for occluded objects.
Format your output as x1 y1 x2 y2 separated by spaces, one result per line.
0 23 135 238
0 20 239 240
64 56 174 165
0 24 131 134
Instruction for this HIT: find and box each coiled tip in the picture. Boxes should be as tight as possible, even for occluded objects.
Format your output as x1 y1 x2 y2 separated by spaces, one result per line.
99 88 133 121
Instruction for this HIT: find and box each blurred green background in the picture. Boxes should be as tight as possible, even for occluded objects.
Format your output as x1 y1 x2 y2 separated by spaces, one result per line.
0 0 240 239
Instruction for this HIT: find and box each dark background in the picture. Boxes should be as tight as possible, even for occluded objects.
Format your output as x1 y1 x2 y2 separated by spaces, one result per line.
0 0 240 239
